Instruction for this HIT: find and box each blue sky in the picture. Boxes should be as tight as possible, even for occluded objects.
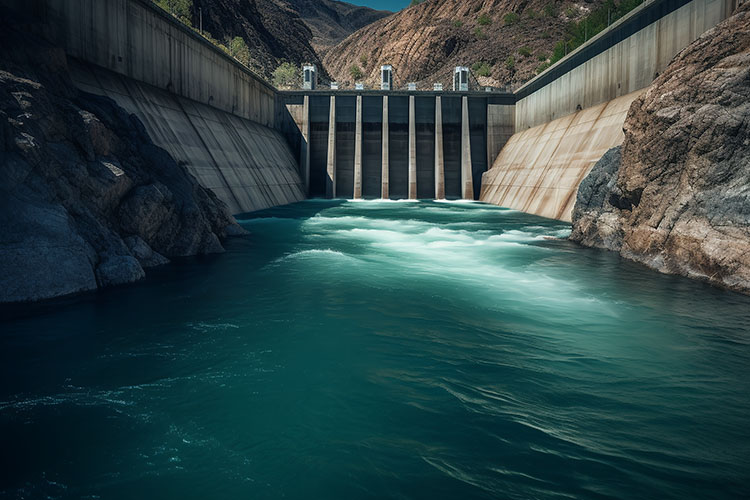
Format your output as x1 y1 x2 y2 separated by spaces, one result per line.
341 0 409 12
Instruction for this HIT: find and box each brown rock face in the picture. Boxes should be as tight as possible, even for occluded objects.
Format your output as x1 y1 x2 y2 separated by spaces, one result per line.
323 0 603 89
571 3 750 294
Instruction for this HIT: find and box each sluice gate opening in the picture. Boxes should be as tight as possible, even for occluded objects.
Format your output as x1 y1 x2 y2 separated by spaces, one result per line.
279 91 515 200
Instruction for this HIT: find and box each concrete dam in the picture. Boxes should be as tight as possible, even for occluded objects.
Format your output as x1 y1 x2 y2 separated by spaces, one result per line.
278 92 514 200
4 0 738 219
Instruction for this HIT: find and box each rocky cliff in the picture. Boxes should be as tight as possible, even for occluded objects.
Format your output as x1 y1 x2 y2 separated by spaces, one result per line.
283 0 392 55
571 2 750 294
323 0 604 89
191 0 390 81
0 23 244 303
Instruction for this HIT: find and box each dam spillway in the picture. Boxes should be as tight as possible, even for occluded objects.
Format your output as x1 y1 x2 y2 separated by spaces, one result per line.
280 91 514 201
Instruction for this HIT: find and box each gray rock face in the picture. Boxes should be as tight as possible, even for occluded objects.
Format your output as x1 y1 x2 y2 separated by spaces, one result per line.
571 3 750 294
570 147 625 252
0 20 244 303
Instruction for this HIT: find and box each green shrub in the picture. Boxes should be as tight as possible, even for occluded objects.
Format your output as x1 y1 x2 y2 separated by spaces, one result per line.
538 53 548 61
473 27 487 39
155 0 192 26
453 20 463 27
518 46 531 57
547 0 647 68
541 31 551 39
272 62 299 89
349 64 363 80
536 62 551 74
552 40 567 61
505 56 515 70
526 9 539 19
359 54 368 68
230 36 250 66
477 14 492 25
503 12 520 25
565 7 576 17
543 4 558 18
471 62 492 77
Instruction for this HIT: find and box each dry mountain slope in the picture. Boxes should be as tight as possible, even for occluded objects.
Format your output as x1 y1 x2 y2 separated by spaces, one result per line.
324 0 605 89
285 0 392 55
190 0 390 82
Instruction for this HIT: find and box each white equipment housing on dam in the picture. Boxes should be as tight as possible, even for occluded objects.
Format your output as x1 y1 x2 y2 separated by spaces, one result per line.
302 65 317 91
453 67 469 92
3 0 739 218
381 65 393 91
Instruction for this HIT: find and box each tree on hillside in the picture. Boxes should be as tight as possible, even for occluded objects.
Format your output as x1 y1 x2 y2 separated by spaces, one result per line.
273 62 300 89
349 64 363 81
155 0 192 26
230 36 251 67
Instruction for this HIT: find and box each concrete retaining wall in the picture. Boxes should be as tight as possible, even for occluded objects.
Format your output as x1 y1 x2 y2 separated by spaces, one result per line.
72 61 305 214
2 0 308 214
515 0 737 130
481 0 737 221
21 0 277 127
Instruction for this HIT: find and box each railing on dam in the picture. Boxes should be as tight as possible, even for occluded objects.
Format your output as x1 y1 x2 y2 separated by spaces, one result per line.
277 91 515 200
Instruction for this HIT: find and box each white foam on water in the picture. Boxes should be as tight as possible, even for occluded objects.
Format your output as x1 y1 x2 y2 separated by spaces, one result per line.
272 248 358 264
432 199 483 204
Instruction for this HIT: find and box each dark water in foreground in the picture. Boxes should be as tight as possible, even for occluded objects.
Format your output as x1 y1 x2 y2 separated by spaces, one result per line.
1 200 749 499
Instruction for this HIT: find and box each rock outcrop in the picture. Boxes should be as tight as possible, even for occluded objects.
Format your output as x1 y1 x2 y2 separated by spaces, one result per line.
0 23 243 303
571 3 750 294
190 0 390 82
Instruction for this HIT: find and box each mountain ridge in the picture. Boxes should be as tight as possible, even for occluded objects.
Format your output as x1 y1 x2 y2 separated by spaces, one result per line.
323 0 606 89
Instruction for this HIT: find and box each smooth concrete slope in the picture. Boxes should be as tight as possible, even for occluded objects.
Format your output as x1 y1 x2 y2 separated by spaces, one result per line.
72 61 305 214
480 93 639 222
481 0 738 221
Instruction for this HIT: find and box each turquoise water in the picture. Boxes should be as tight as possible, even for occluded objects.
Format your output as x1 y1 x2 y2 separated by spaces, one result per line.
1 200 749 499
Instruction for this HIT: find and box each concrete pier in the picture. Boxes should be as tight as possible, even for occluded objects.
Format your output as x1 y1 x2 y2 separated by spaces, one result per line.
434 96 445 200
408 96 418 199
326 96 337 198
381 96 390 199
461 96 474 200
353 95 363 199
301 95 311 195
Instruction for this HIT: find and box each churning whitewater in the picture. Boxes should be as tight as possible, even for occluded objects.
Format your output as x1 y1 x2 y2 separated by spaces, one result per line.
1 200 749 499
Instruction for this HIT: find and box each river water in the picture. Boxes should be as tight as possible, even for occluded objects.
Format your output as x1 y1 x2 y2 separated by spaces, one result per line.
1 200 749 499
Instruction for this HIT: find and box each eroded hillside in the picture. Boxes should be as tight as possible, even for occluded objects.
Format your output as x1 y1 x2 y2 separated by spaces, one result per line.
159 0 390 83
324 0 608 89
